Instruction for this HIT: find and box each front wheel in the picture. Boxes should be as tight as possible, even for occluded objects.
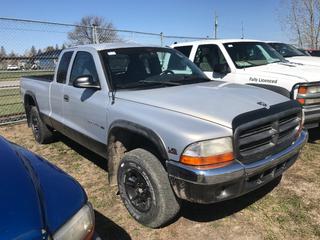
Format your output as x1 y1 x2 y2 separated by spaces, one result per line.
117 148 180 228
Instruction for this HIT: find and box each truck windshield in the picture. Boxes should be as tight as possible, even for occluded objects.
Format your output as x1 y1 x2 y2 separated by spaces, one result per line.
100 47 209 90
268 42 306 57
223 42 286 69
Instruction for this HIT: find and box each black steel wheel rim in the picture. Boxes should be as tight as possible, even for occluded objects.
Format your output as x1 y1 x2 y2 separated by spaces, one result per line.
124 168 152 212
31 114 40 139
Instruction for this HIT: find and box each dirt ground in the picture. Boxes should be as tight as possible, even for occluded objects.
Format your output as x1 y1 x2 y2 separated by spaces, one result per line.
0 123 319 240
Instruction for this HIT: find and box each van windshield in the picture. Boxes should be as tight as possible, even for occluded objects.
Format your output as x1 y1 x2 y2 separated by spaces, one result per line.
223 42 286 69
268 42 306 57
100 47 209 90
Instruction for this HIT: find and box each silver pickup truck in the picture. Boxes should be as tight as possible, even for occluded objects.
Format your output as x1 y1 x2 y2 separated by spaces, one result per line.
21 43 308 228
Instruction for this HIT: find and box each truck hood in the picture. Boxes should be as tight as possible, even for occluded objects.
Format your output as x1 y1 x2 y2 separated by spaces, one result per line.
0 137 87 239
244 62 320 82
286 56 320 67
116 81 289 128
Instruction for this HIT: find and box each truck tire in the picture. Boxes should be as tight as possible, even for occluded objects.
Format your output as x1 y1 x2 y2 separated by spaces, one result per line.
29 106 53 144
117 148 180 228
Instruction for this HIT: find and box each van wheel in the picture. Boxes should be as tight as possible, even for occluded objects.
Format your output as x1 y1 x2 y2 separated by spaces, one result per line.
117 148 180 228
30 106 53 144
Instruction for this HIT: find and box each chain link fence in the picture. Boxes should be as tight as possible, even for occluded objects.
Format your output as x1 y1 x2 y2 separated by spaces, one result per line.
0 17 209 125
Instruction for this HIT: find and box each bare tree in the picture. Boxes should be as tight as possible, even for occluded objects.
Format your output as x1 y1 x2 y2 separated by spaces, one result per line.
68 16 119 45
279 0 320 49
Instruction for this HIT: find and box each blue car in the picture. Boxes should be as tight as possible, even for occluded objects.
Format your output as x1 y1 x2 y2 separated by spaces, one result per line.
0 136 95 239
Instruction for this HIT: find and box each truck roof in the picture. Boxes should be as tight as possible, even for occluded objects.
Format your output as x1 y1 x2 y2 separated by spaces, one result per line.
67 42 162 51
171 39 263 47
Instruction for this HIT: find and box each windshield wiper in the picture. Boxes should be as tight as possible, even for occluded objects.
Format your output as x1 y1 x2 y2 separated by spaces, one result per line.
138 80 181 86
174 75 210 82
115 79 180 90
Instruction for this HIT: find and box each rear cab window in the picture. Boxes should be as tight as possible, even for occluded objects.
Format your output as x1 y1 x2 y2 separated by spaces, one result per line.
56 51 73 84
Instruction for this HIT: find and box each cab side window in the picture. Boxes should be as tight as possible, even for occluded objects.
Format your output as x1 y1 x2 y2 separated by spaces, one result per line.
194 45 228 72
174 46 192 58
56 51 73 84
70 51 99 86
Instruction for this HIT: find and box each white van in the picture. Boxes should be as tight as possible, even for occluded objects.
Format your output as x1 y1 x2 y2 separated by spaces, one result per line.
171 39 320 129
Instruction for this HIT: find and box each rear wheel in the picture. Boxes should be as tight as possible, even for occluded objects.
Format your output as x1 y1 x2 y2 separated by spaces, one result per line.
117 148 180 228
30 106 53 144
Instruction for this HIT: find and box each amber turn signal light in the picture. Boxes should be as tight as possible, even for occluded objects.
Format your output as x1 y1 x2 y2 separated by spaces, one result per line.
180 152 234 166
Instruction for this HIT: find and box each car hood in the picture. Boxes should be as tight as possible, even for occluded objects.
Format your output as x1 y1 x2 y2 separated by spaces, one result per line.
286 56 320 67
116 81 289 128
0 137 87 239
244 62 320 82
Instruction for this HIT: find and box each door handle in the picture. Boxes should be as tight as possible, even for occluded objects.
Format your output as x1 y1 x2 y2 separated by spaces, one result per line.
63 95 69 102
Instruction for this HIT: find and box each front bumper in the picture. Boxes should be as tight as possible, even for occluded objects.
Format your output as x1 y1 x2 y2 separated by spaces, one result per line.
303 105 320 128
166 130 308 204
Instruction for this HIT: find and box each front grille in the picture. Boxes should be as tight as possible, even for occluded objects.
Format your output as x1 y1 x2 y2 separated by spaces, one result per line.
233 101 302 164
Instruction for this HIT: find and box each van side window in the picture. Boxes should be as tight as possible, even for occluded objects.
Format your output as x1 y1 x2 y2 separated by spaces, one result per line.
70 52 99 86
56 51 73 84
174 46 192 58
194 45 228 72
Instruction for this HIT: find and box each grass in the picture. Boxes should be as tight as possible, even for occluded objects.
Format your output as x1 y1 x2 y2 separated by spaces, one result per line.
0 88 24 118
0 124 319 240
0 70 54 82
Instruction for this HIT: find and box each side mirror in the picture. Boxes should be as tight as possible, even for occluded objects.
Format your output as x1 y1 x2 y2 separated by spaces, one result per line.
73 75 101 89
213 63 231 75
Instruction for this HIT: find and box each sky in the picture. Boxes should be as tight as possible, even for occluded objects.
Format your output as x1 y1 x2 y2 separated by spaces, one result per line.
0 0 289 53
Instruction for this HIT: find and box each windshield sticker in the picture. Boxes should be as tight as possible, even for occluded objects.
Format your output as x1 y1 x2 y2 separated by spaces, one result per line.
227 44 233 48
107 51 116 55
249 77 278 84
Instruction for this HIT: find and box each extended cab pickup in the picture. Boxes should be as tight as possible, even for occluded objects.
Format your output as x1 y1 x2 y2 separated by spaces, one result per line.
171 39 320 129
21 43 307 228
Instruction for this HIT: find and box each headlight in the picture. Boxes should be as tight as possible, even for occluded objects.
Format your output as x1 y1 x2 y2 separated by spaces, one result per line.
297 85 320 105
53 203 95 240
298 85 320 94
180 137 234 169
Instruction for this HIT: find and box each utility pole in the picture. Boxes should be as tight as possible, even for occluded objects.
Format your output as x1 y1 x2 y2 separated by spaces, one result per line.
92 24 99 44
214 13 218 39
241 21 244 39
160 32 164 47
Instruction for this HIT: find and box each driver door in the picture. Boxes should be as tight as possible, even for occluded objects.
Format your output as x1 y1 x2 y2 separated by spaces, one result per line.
62 50 108 152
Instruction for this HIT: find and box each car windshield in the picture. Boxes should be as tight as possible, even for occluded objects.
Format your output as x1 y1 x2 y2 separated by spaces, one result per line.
269 42 306 57
223 42 286 69
100 47 209 90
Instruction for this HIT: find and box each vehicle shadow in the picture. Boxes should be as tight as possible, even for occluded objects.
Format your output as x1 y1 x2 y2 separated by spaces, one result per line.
55 133 108 171
307 127 320 143
179 176 281 222
95 210 131 240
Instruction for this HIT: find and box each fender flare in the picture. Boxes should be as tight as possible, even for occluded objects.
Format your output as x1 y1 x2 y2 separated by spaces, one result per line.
108 120 169 160
24 91 41 125
24 91 40 111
